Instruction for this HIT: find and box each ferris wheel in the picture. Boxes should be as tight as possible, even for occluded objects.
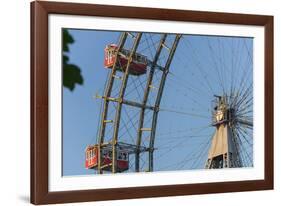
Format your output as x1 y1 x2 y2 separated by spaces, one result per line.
85 30 253 174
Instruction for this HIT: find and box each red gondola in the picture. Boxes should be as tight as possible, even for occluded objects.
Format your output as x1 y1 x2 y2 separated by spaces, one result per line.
85 144 129 172
104 44 147 76
85 145 98 169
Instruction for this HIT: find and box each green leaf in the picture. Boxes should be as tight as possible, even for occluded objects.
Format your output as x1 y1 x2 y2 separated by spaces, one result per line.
63 29 74 52
63 63 84 91
63 55 69 64
62 29 84 92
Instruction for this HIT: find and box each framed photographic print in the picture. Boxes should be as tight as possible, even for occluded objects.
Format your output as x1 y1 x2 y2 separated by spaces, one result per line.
30 1 274 204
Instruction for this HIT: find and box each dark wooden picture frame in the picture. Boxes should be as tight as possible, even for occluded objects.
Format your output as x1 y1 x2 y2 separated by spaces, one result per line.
31 1 274 204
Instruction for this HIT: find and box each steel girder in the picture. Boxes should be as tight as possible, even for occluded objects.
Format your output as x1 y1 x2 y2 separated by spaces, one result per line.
97 32 128 174
148 34 182 172
97 32 181 173
135 34 168 172
111 33 143 173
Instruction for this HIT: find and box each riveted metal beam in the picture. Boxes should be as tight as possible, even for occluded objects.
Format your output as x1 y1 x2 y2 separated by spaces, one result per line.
95 95 155 110
112 33 142 173
97 32 128 174
148 34 182 172
135 34 167 172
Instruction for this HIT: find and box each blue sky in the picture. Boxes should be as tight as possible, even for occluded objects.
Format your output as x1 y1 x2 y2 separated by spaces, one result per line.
63 29 253 176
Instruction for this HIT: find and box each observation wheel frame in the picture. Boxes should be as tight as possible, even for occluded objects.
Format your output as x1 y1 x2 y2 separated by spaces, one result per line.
97 31 182 173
